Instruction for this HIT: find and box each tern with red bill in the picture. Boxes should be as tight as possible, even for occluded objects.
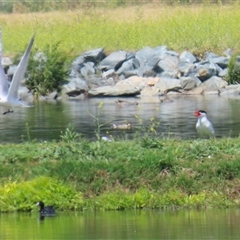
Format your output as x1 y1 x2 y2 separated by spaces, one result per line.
0 32 34 114
194 110 215 138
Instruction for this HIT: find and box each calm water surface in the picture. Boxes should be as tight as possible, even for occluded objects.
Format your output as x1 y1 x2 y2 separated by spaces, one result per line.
0 94 240 143
1 209 240 239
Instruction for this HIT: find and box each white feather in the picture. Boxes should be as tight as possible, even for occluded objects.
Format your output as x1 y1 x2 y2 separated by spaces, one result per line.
196 112 215 138
0 32 34 114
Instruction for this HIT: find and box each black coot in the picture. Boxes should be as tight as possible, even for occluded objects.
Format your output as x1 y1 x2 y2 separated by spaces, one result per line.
36 201 56 217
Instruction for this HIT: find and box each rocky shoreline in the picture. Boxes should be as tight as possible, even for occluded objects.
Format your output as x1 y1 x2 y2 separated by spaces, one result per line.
4 45 240 102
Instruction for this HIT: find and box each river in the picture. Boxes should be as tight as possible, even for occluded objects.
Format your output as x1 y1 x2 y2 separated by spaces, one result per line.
0 94 239 143
1 209 240 239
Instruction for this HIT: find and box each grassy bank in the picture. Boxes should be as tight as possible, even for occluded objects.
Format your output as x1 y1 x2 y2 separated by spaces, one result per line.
0 3 240 56
1 132 240 212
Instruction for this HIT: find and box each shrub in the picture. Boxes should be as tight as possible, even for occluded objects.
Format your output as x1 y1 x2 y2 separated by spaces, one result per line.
25 42 69 98
226 54 240 84
0 176 83 212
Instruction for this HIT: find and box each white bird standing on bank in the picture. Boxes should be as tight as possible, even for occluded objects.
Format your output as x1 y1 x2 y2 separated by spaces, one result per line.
0 32 34 114
194 110 215 138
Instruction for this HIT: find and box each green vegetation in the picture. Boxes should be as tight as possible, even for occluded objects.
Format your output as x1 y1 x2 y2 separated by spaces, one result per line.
1 128 240 212
0 4 240 56
0 2 240 213
227 54 240 84
25 42 69 97
1 3 238 96
0 177 83 212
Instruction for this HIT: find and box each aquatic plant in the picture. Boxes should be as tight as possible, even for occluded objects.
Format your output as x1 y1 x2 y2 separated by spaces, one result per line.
88 102 114 140
60 123 81 143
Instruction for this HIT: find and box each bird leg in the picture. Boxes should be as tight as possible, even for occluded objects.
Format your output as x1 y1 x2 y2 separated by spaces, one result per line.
3 109 14 115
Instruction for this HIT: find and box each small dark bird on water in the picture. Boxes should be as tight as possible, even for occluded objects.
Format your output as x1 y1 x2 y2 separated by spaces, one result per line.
36 201 56 217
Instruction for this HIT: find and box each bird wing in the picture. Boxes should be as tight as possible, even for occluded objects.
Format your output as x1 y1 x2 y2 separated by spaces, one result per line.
7 35 34 100
196 117 215 137
205 119 215 135
0 30 10 98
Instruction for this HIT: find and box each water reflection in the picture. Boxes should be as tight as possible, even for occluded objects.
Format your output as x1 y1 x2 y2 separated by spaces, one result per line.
1 209 240 239
0 94 240 143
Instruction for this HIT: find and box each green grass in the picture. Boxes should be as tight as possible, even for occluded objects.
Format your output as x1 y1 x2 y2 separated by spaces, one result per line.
1 135 240 212
1 3 240 57
1 3 240 212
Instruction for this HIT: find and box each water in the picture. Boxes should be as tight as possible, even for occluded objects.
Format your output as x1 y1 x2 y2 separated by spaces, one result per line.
0 94 240 143
1 94 240 240
1 209 240 239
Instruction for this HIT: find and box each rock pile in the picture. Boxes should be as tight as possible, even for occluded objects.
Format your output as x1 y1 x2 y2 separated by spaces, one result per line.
62 45 237 99
5 45 240 100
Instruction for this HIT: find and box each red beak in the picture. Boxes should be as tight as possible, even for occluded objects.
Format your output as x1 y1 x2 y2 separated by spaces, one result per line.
194 111 201 117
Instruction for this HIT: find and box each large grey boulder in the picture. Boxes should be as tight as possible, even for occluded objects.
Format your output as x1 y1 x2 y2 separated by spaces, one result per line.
62 77 88 96
88 84 140 97
82 48 105 64
154 77 181 93
116 76 149 91
88 76 160 96
179 51 197 64
71 56 84 77
180 63 198 77
98 50 127 70
196 64 216 82
101 69 116 79
220 84 240 96
140 86 160 96
178 51 197 77
80 62 95 79
135 46 156 67
120 76 160 91
87 76 116 89
200 76 227 90
116 58 140 76
210 56 229 69
157 52 179 78
180 76 201 90
154 45 168 58
70 48 105 77
205 51 229 69
184 86 204 95
135 46 161 77
218 68 228 77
